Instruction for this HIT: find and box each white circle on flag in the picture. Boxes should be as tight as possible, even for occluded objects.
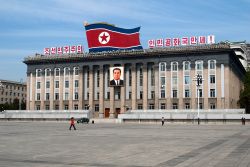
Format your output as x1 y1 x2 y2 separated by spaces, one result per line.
98 32 110 44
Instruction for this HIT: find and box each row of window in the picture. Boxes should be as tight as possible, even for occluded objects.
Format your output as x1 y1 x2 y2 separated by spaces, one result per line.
35 87 217 102
1 98 25 103
1 85 25 91
36 80 79 89
36 102 216 111
137 103 216 110
160 60 216 72
36 92 79 101
1 91 25 97
36 104 100 111
36 67 79 77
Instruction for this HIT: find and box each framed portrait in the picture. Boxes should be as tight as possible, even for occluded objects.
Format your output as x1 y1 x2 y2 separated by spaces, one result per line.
109 67 124 87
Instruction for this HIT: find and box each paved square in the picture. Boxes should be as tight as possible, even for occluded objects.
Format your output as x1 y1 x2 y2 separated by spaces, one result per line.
0 121 250 167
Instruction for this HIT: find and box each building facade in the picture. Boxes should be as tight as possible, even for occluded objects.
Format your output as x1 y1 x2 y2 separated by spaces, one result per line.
24 44 245 118
0 79 27 105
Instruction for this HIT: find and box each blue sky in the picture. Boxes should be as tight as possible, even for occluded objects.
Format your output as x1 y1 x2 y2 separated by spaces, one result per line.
0 0 250 82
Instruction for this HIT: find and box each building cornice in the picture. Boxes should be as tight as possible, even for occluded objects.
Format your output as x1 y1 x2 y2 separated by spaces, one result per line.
23 44 231 65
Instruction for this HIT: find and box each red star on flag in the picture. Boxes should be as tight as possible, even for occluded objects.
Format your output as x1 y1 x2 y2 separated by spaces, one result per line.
100 33 109 42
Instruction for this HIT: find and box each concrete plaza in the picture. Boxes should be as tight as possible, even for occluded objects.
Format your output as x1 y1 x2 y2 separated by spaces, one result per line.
0 121 250 167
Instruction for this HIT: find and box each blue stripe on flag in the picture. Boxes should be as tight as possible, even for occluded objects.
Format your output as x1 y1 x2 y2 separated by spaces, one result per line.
89 46 143 52
85 23 140 34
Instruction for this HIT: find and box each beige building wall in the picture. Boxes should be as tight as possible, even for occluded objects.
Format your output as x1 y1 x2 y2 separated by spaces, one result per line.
27 56 245 116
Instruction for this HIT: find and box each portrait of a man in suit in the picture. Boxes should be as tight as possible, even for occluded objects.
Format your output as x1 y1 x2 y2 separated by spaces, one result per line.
109 67 124 86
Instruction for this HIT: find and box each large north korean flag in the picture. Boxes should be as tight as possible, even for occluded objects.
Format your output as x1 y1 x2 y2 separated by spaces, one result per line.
85 23 143 52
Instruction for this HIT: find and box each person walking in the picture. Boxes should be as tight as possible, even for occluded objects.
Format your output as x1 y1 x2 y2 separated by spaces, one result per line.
161 117 165 126
69 117 76 130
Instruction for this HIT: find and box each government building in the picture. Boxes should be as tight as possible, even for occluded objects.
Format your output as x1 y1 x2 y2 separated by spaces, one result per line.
24 44 246 118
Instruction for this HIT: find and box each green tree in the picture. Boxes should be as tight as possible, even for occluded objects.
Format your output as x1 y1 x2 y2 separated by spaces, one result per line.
238 69 250 113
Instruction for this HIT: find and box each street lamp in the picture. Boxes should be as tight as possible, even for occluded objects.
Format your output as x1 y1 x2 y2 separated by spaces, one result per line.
123 105 128 112
87 104 92 118
193 74 204 125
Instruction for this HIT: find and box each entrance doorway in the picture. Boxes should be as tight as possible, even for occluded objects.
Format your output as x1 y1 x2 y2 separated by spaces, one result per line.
104 108 110 118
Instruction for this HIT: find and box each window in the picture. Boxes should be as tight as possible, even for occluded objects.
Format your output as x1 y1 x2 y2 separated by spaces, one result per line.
172 62 178 71
64 68 70 76
95 104 99 112
138 104 143 110
196 61 203 70
36 69 42 77
149 104 155 109
46 93 50 100
210 75 215 84
129 92 132 99
160 62 166 71
160 103 166 109
46 81 50 89
74 80 79 88
65 81 69 88
184 61 190 70
151 67 155 86
84 104 89 110
172 90 178 98
129 69 132 86
55 81 59 88
115 91 120 100
185 103 190 109
139 68 143 86
184 76 190 84
36 105 40 110
107 92 110 99
210 60 215 69
55 105 59 110
55 68 60 76
45 69 51 76
210 89 216 97
172 76 177 85
55 93 59 100
64 92 69 100
97 70 100 87
198 89 203 97
173 103 178 109
210 103 216 109
45 105 50 110
36 82 41 89
74 92 79 100
185 89 190 98
160 77 165 87
74 104 78 110
87 70 90 88
64 105 69 110
97 92 99 100
36 93 40 101
74 67 79 75
199 103 203 109
140 91 143 99
160 90 165 98
151 91 155 99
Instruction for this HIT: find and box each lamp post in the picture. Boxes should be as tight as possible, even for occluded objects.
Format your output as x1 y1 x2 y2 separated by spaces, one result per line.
193 74 203 125
87 105 92 119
